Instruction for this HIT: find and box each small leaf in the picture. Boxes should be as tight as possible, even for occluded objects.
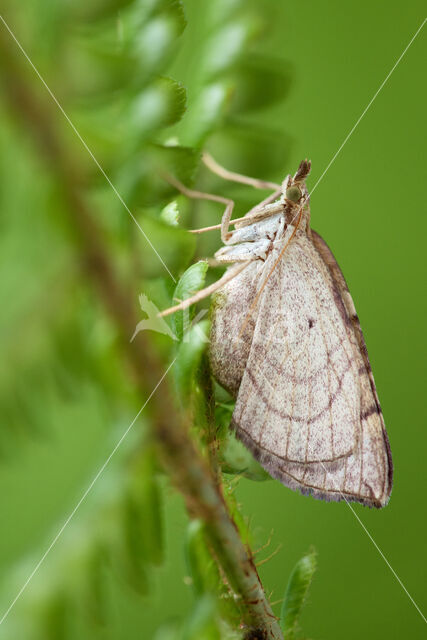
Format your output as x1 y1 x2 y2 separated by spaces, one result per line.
229 54 292 114
127 77 187 141
213 121 292 184
71 0 135 22
132 1 187 78
161 201 180 226
280 548 317 639
120 449 164 594
131 449 164 567
173 319 210 399
138 450 164 566
130 213 196 279
204 21 255 75
42 589 72 640
220 432 270 481
182 595 221 640
172 261 209 341
153 622 180 640
86 543 111 625
121 494 149 594
117 143 199 207
185 520 220 597
131 294 177 342
176 82 232 147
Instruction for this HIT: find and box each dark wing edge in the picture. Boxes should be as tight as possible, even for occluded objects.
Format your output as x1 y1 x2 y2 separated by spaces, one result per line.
310 228 393 503
232 419 385 508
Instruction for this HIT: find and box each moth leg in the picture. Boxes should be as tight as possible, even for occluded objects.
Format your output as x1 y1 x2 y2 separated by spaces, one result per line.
202 152 281 191
158 260 254 318
164 170 285 244
188 196 284 238
163 172 235 244
202 152 285 241
246 187 283 215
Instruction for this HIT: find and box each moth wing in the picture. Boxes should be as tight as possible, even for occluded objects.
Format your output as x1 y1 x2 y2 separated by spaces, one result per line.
306 230 392 506
232 230 392 507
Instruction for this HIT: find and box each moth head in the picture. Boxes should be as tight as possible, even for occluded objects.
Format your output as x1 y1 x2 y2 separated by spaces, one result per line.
285 184 302 203
282 160 311 228
284 159 311 204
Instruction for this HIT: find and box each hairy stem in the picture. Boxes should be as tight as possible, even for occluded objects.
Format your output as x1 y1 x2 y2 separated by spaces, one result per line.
0 28 283 639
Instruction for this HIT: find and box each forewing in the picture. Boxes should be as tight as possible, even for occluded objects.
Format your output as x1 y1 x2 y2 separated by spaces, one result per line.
232 230 392 507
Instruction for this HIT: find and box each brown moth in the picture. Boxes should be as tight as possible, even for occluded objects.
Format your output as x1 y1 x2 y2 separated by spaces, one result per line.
162 155 393 508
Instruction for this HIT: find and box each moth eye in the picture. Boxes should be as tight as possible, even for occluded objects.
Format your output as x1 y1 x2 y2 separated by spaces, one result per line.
285 185 302 202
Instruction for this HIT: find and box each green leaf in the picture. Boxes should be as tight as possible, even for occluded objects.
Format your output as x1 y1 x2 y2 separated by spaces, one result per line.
121 493 149 594
153 622 180 640
117 143 199 207
212 120 292 184
173 319 210 399
203 20 256 76
182 595 221 640
71 0 136 22
220 432 270 482
127 77 187 141
42 589 72 640
86 543 111 625
280 548 317 639
120 450 164 594
135 450 164 566
175 82 232 147
160 200 180 226
72 78 186 167
172 261 209 341
214 402 269 480
229 54 292 114
185 520 220 597
132 0 187 79
126 449 164 561
131 213 196 279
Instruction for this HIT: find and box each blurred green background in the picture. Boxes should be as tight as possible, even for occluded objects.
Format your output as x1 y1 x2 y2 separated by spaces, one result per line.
0 1 426 639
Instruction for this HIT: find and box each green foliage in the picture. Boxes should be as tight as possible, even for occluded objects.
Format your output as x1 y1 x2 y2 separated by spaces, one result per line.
161 200 180 226
215 400 269 481
172 261 209 340
181 596 221 640
120 448 164 593
174 319 210 398
220 433 270 482
280 549 317 640
185 520 221 597
0 0 293 637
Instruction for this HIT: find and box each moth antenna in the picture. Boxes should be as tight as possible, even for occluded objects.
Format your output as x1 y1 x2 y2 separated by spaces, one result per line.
235 200 306 342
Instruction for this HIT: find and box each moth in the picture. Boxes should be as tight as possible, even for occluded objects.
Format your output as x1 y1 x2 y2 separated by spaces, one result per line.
161 154 393 508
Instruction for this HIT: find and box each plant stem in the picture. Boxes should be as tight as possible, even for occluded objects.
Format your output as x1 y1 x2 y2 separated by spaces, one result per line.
0 29 283 639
